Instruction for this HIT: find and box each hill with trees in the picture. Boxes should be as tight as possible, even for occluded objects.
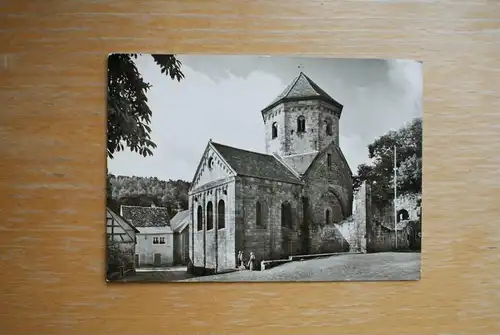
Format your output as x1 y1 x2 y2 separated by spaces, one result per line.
106 174 191 218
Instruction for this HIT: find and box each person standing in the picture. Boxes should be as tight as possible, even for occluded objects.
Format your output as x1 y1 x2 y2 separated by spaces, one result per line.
247 252 256 271
237 251 244 270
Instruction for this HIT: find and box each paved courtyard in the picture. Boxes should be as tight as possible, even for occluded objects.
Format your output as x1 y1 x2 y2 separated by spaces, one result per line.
179 252 421 282
114 266 195 282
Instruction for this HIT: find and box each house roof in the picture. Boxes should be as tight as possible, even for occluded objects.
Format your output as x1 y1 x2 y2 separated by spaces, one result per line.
261 72 343 114
137 226 173 234
106 207 139 234
211 142 302 184
170 210 190 233
120 205 170 228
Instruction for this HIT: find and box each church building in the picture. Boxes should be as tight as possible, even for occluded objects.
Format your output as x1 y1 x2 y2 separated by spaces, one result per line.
188 72 353 272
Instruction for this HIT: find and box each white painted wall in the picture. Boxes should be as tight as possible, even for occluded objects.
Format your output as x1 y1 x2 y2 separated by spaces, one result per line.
135 227 174 267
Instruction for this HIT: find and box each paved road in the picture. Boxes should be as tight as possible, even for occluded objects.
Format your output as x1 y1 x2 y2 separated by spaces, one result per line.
115 268 195 282
179 252 421 282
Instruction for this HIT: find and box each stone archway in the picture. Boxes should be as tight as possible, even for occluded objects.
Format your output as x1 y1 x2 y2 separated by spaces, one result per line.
326 186 349 218
316 192 343 225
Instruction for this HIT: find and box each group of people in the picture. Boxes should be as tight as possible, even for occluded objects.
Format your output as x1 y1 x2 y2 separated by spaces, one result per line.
237 251 256 271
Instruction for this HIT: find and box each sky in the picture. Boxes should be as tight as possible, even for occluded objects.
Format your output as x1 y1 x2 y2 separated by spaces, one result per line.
107 55 422 181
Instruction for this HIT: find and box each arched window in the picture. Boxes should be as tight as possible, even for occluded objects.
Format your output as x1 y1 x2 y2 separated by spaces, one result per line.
197 205 203 231
324 119 333 136
397 209 409 223
325 209 331 225
218 199 225 229
281 202 292 229
272 122 278 139
206 201 213 230
327 153 332 167
297 115 306 133
256 201 264 228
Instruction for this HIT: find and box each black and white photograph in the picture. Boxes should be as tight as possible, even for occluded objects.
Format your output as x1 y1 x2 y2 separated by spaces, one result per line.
106 54 422 283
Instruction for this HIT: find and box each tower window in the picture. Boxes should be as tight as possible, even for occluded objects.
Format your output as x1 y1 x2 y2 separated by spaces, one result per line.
297 115 306 133
327 153 332 167
324 119 333 136
272 122 278 139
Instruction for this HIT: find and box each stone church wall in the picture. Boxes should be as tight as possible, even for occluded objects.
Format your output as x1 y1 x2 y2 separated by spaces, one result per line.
188 180 237 271
302 143 353 254
263 105 286 155
309 223 350 253
235 176 303 266
264 100 342 156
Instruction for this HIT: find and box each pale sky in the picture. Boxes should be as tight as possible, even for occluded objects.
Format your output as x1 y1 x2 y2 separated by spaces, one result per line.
107 55 422 181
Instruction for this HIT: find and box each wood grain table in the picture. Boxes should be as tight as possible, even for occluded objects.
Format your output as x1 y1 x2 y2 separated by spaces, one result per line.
1 1 499 334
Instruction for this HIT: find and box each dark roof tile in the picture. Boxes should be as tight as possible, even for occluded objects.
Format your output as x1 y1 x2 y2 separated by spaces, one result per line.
262 72 342 113
170 210 190 233
211 142 301 184
120 205 170 227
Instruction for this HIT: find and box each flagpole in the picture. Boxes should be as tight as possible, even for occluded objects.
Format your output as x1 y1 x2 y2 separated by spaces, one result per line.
394 145 397 250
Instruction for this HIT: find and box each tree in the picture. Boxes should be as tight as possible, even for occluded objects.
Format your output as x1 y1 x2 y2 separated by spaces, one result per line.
107 174 191 218
353 118 422 207
107 54 185 159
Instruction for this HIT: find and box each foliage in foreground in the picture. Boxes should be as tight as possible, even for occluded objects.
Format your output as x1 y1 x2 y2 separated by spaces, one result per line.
107 54 184 159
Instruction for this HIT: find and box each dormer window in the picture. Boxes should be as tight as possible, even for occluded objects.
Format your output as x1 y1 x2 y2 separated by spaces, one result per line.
297 116 306 133
272 122 278 139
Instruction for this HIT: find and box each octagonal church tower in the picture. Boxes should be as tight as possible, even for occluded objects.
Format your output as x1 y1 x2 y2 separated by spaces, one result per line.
261 72 344 158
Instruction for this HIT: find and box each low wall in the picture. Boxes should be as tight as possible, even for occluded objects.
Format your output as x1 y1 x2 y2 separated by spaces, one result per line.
368 225 411 252
334 217 364 252
309 223 350 254
261 259 293 271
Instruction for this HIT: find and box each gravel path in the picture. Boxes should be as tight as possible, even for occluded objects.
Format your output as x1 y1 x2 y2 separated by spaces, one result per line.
178 252 421 282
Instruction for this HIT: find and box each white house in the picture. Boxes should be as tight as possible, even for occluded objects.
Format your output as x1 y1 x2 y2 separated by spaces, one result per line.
135 226 174 267
120 204 174 268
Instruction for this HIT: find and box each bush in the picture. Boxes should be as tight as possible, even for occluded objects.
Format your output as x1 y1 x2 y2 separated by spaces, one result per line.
107 239 129 275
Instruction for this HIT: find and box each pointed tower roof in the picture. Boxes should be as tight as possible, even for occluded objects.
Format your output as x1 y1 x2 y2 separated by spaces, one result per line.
261 72 342 114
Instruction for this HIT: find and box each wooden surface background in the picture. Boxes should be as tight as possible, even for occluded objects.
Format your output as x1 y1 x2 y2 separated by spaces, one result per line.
1 1 500 334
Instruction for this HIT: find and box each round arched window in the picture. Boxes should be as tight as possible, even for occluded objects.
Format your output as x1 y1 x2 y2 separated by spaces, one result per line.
208 157 214 169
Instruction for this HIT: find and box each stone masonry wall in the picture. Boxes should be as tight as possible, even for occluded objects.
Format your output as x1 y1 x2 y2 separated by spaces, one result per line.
263 105 286 155
303 144 353 218
303 143 353 254
375 193 422 227
369 225 411 252
263 100 341 156
352 181 419 252
189 180 237 271
235 176 303 266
